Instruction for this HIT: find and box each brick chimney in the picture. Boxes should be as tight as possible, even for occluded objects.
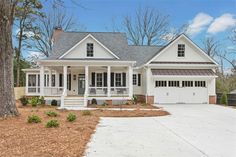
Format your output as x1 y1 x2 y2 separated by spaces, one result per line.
52 27 63 43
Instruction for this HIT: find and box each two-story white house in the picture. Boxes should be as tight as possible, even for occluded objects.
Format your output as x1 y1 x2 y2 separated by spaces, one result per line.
23 28 218 108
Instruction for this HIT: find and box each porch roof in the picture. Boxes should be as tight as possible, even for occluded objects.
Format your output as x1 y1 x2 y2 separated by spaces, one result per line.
151 69 217 76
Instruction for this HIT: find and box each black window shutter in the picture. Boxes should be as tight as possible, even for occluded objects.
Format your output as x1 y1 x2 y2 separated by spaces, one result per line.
104 72 107 87
122 73 126 87
138 74 141 86
69 74 71 90
59 74 63 87
111 72 114 87
92 72 95 87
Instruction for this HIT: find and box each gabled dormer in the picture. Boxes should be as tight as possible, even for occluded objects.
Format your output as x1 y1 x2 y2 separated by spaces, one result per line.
59 34 119 59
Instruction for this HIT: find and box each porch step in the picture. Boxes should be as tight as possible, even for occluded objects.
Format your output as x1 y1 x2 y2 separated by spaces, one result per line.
64 97 85 107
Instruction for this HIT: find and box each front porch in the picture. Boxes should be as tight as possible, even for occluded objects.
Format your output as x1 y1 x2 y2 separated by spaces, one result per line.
24 61 134 107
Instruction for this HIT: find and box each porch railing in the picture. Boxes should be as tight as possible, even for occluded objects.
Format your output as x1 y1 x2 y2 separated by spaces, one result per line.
88 87 129 97
44 87 64 96
111 87 129 96
88 87 108 96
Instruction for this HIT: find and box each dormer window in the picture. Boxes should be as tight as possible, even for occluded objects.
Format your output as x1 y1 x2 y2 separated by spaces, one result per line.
178 44 185 57
87 43 94 57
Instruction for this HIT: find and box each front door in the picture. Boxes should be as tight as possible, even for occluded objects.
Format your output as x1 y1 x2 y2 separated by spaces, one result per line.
78 74 85 95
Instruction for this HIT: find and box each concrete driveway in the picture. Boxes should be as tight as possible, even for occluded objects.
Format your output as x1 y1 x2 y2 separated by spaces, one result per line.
85 104 236 157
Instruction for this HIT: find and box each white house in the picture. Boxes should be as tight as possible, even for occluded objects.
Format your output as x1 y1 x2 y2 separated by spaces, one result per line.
23 28 218 108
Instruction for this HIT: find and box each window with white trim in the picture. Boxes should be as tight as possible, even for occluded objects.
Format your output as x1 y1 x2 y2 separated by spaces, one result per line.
87 43 94 57
96 73 103 87
195 81 206 87
115 73 122 87
182 81 193 87
28 74 36 86
133 74 137 85
178 44 185 57
155 81 167 87
168 81 180 87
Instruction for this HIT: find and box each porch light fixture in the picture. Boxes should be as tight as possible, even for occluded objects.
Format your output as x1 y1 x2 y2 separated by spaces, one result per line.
73 75 76 80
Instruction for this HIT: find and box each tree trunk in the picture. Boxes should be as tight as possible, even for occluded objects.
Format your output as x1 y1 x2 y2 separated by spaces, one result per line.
0 0 19 117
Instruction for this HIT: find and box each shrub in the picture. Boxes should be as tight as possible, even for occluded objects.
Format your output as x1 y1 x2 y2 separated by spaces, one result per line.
67 113 77 122
27 115 41 123
91 98 97 105
220 92 228 105
38 96 45 105
132 95 138 104
51 100 58 106
20 96 28 106
46 111 58 117
30 97 39 107
82 110 92 116
46 120 59 128
101 102 108 106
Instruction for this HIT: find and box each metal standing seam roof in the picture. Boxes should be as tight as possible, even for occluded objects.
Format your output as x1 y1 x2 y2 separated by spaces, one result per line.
151 69 216 76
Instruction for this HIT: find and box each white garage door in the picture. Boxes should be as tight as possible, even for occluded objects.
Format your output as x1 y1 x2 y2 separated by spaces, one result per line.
154 80 208 104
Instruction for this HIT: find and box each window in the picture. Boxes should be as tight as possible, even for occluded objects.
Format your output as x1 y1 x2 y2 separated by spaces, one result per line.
28 74 36 86
168 81 179 87
96 73 103 87
155 81 167 87
178 44 185 57
44 74 49 87
182 81 193 87
115 73 122 87
87 43 94 57
133 74 137 85
52 74 55 87
195 81 206 87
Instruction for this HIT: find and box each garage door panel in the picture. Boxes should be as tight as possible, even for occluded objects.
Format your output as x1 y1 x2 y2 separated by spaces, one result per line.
154 86 208 104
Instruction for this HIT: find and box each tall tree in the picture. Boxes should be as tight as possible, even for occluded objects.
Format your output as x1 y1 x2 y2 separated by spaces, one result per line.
123 7 169 45
14 0 43 86
0 0 18 117
203 37 218 57
31 3 81 57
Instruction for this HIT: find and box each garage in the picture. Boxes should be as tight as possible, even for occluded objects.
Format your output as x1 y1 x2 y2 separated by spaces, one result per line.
152 69 216 104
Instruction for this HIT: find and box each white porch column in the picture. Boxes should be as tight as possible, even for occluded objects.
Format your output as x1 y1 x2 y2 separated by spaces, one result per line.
128 66 133 98
107 66 111 97
63 66 67 96
26 73 29 94
40 66 44 96
85 66 89 97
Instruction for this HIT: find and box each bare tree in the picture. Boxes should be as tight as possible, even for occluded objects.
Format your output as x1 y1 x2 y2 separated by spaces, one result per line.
203 37 218 57
0 0 19 117
30 3 83 57
123 7 169 45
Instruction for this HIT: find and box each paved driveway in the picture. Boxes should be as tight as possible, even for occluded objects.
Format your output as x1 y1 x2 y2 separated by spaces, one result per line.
85 104 236 157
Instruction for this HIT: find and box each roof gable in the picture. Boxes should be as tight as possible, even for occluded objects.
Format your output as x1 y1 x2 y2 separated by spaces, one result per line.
59 34 119 59
146 34 218 65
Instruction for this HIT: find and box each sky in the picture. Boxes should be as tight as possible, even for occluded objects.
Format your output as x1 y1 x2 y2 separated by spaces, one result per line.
25 0 236 70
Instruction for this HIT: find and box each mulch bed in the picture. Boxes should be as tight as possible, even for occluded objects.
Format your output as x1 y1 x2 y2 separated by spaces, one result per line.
0 102 169 157
88 103 159 109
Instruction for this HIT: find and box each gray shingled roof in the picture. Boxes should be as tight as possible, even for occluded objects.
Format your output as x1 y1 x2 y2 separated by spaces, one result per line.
46 32 163 66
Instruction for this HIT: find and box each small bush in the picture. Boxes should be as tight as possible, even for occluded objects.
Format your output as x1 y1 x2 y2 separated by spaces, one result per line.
46 111 58 117
30 97 39 107
51 100 58 106
46 120 59 128
27 115 41 123
67 113 77 122
82 110 92 116
132 95 138 104
101 102 108 106
20 96 28 106
220 92 228 105
91 98 97 105
38 96 45 105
